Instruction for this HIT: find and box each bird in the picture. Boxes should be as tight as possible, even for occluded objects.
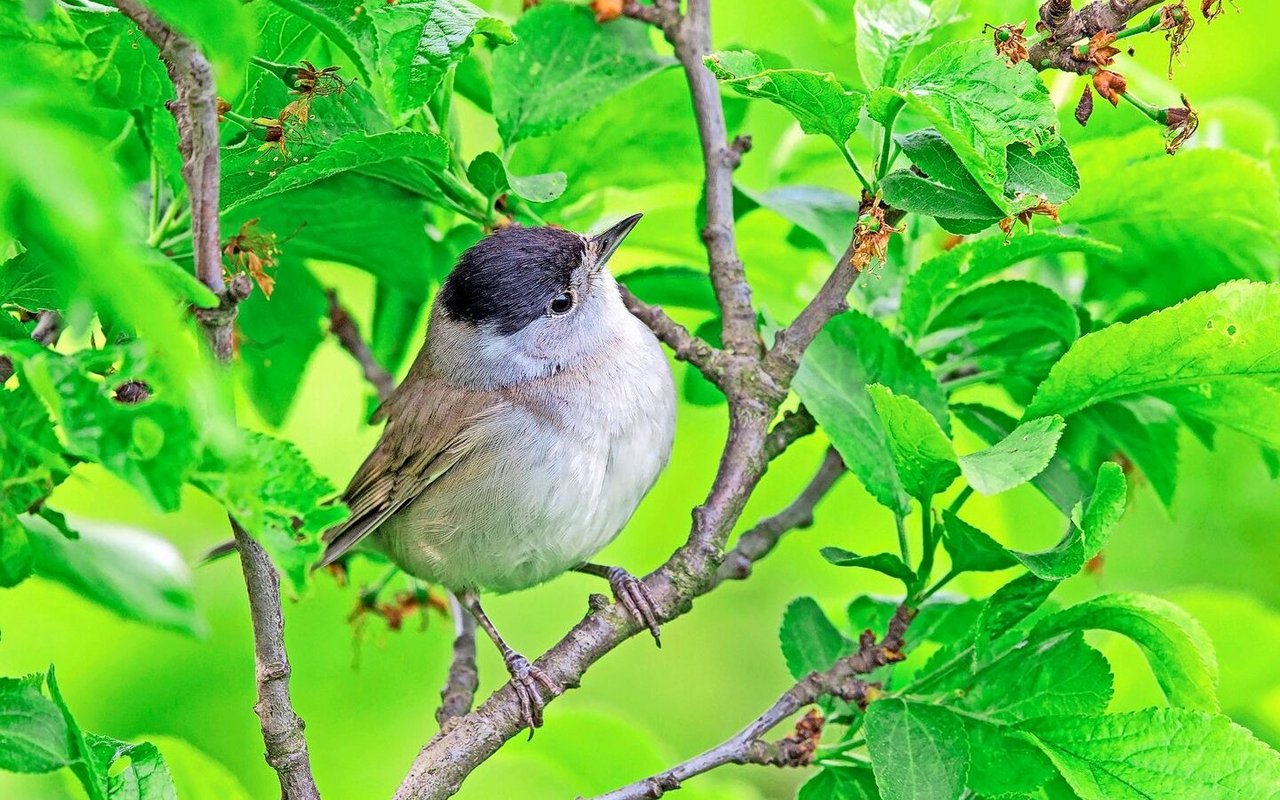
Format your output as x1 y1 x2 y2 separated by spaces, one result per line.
316 213 676 730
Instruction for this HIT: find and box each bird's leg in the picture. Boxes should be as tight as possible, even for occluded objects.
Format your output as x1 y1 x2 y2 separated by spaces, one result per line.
573 563 662 646
459 589 560 734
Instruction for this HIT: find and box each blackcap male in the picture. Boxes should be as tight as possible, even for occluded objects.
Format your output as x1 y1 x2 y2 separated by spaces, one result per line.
319 213 675 729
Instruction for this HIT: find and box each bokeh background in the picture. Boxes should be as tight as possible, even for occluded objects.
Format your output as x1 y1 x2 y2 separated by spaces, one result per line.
3 1 1279 798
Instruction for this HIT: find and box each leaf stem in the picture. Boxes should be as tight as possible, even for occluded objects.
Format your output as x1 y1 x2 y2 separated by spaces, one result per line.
1120 89 1167 124
913 496 936 599
148 155 161 236
895 512 911 564
949 486 974 514
919 567 960 602
876 103 902 182
146 190 187 248
841 144 874 194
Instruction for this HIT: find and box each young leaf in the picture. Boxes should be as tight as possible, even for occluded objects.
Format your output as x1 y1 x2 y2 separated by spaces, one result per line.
23 514 207 637
705 50 865 148
493 4 673 144
1026 281 1280 449
1019 709 1280 799
974 571 1057 660
190 432 348 593
45 668 105 800
467 151 567 204
794 311 949 515
87 735 178 800
854 0 960 88
0 676 73 773
1033 592 1218 711
1076 461 1126 558
958 416 1065 496
865 698 968 800
900 232 1119 338
821 547 917 585
867 384 959 501
886 41 1058 212
779 597 852 679
940 512 1017 573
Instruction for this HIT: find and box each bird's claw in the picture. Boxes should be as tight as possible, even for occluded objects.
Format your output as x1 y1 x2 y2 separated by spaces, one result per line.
503 653 560 736
606 566 663 647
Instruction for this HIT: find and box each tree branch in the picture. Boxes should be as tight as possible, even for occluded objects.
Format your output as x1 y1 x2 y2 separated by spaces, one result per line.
114 3 319 797
0 310 62 383
585 605 915 800
715 447 844 586
435 594 479 728
618 285 725 383
326 289 394 403
763 239 858 383
1028 0 1165 72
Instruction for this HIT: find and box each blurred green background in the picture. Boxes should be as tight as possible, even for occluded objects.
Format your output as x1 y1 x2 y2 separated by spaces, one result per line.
3 1 1279 798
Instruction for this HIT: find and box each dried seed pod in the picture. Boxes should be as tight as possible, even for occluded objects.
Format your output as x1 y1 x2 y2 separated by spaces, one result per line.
1075 84 1095 126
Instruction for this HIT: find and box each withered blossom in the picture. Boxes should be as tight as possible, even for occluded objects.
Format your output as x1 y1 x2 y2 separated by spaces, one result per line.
1163 93 1199 154
1159 2 1194 77
1092 69 1128 106
1000 199 1060 237
1085 30 1121 67
987 22 1029 65
851 201 901 272
1202 0 1237 22
224 218 286 298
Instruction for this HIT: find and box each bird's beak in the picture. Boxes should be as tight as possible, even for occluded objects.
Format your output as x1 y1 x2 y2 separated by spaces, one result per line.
591 213 643 266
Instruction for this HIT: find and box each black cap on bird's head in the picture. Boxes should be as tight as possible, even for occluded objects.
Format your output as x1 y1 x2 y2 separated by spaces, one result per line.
438 215 642 336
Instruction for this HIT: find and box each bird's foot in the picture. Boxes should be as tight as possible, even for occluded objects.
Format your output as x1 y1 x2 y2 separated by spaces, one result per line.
604 566 663 647
503 652 560 735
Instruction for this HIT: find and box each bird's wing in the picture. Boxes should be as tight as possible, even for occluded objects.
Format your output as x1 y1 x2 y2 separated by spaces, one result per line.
317 376 505 568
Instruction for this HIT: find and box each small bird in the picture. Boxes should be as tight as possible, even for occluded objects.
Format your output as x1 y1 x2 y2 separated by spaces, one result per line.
318 214 675 729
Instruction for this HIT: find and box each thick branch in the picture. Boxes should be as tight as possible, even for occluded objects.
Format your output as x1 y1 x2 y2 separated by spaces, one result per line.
435 595 479 728
326 289 394 403
619 285 725 383
115 3 319 797
1029 0 1165 72
715 447 844 585
586 605 915 800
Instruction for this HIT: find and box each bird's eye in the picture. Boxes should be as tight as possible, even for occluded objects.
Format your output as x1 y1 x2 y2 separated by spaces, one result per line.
548 291 575 316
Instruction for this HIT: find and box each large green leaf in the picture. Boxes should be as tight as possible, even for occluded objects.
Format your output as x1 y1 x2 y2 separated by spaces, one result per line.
865 699 967 800
885 41 1057 212
23 514 207 637
957 415 1065 496
1019 709 1280 799
794 311 949 514
854 0 959 88
190 432 348 593
0 677 72 774
779 597 852 679
899 231 1119 338
493 4 673 145
1025 281 1280 450
467 150 567 204
867 384 959 501
1034 593 1218 712
735 184 858 259
974 571 1057 660
705 50 865 148
63 5 172 111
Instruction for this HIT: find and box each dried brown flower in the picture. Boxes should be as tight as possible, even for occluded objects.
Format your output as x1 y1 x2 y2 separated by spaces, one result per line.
1085 30 1121 67
215 97 231 122
1163 93 1200 154
1000 199 1061 237
1075 84 1095 126
1092 69 1128 106
223 218 285 298
1202 0 1237 22
1159 2 1194 77
851 200 901 272
987 22 1030 65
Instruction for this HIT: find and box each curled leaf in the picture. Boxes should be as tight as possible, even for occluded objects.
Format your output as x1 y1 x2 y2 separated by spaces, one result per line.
1092 69 1127 106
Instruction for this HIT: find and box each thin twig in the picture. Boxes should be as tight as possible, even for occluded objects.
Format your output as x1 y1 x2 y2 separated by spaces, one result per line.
618 285 724 383
326 289 394 403
435 594 479 728
114 3 319 797
584 606 915 800
715 448 845 586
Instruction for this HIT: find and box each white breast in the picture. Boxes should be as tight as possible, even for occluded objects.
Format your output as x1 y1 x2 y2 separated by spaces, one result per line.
378 315 675 593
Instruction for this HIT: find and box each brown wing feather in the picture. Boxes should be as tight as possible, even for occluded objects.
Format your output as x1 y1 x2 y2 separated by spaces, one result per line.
317 370 504 568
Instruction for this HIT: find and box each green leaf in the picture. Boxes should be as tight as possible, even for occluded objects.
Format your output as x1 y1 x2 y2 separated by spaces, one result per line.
0 379 71 521
975 571 1057 659
794 312 949 514
617 266 717 312
190 432 348 593
887 41 1058 212
64 5 171 111
223 130 449 214
1034 592 1218 711
22 514 207 637
1026 281 1280 450
371 0 513 120
1 249 65 310
680 317 724 407
958 416 1065 496
1067 132 1280 315
0 518 35 588
821 547 917 584
865 698 967 800
735 184 858 259
940 511 1016 573
87 735 178 800
493 4 673 145
467 151 567 204
1080 397 1178 509
1076 461 1126 558
705 49 865 148
867 384 959 501
854 0 960 88
780 597 852 679
798 767 881 800
1019 709 1280 799
10 344 200 512
900 231 1119 338
45 667 105 800
1006 140 1080 204
267 0 379 79
0 676 72 773
141 736 252 800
